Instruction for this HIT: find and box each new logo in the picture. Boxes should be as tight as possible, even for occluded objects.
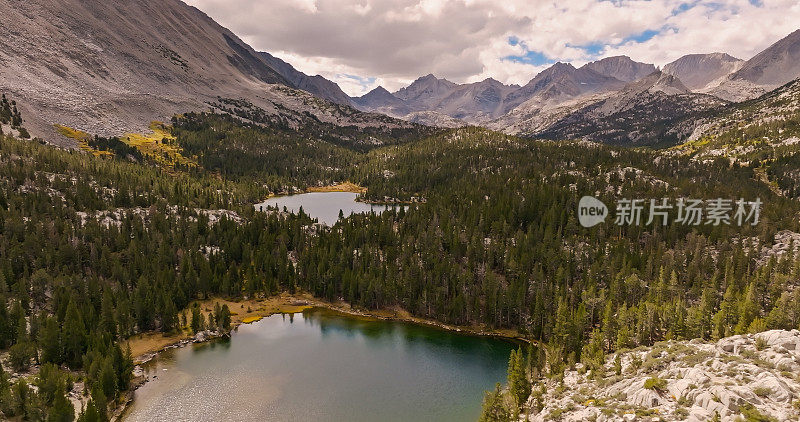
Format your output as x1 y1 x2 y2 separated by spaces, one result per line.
578 196 608 227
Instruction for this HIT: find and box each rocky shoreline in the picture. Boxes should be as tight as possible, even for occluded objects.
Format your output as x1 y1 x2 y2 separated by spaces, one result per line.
3 293 530 422
112 296 530 420
110 329 231 421
524 330 800 421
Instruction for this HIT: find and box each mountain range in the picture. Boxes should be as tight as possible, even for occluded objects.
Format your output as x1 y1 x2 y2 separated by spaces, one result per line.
0 0 415 147
1 0 799 147
349 30 800 144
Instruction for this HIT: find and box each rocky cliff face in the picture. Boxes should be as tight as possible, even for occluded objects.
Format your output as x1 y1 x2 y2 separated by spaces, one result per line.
663 53 743 91
581 56 657 83
710 29 800 101
0 0 406 144
534 71 725 145
526 330 800 421
258 52 355 107
393 74 459 108
353 86 406 110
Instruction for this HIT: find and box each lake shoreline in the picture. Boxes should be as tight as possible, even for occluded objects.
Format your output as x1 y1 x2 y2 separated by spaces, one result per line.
114 292 530 421
259 183 418 207
129 293 530 363
263 182 366 200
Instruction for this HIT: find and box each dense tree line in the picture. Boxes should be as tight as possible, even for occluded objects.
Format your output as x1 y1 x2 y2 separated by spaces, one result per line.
2 108 800 419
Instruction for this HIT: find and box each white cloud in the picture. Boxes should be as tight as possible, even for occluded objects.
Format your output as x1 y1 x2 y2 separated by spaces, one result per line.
185 0 800 94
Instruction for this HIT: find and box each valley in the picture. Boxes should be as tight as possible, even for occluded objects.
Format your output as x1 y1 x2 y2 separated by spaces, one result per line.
2 1 800 421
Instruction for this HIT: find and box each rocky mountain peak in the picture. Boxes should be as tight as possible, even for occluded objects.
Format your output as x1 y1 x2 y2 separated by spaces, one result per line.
729 28 800 86
663 52 743 90
581 55 656 82
367 86 392 95
393 73 458 105
258 52 353 106
625 70 690 95
710 29 800 101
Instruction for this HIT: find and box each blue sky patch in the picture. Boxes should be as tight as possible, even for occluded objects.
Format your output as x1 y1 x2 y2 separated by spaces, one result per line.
622 29 660 44
569 42 605 56
506 24 662 67
504 50 554 66
505 37 554 65
339 74 376 85
672 2 695 15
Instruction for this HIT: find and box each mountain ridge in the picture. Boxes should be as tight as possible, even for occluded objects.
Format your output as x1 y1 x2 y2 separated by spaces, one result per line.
0 0 412 145
258 51 355 106
2 0 799 146
710 29 800 101
663 52 743 90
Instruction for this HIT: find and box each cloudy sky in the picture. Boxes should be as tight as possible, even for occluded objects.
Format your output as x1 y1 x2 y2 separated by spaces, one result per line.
186 0 800 96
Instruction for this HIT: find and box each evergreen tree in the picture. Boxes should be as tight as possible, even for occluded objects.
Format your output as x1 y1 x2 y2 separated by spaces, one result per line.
98 358 117 402
35 363 67 407
0 363 11 416
100 289 117 338
40 316 62 364
11 378 30 418
734 282 759 334
507 348 530 409
478 383 512 422
219 304 231 331
77 399 102 422
47 392 75 422
62 297 87 368
190 305 205 333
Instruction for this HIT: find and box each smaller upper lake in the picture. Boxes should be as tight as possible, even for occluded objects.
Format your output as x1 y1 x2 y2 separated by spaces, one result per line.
255 192 402 226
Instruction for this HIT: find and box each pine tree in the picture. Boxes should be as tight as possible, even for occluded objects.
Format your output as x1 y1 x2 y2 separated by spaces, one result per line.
98 358 117 401
35 363 66 407
219 304 231 331
478 383 512 422
47 392 75 422
11 378 30 418
713 284 739 339
100 289 116 338
734 282 759 334
213 302 222 329
507 348 530 409
581 328 605 375
0 362 11 415
160 296 178 333
40 316 62 364
77 399 102 422
62 297 87 368
190 305 205 333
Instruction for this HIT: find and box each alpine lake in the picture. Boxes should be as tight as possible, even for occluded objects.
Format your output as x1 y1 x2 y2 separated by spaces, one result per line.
124 192 516 421
123 308 516 421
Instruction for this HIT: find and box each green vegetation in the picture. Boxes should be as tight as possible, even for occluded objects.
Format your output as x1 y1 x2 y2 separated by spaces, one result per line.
738 402 779 422
478 383 513 422
507 348 531 409
753 386 773 398
0 93 30 139
88 135 144 161
674 80 800 199
643 377 667 391
0 94 23 128
2 95 800 419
